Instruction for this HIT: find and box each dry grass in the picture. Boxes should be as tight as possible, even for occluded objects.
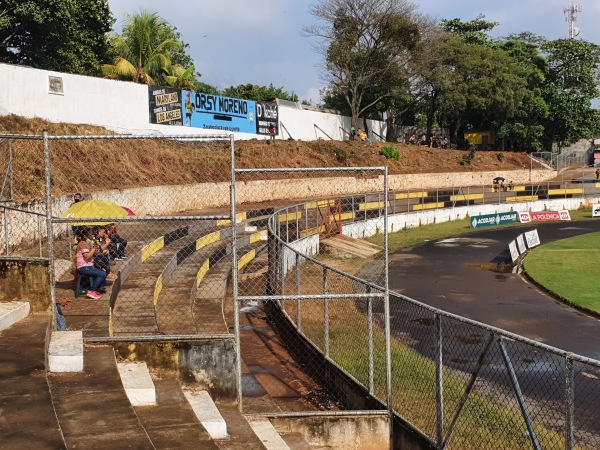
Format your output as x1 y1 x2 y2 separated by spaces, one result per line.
0 114 533 200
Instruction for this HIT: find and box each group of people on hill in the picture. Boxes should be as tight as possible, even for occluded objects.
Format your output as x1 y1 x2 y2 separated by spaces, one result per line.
408 133 448 148
349 126 369 141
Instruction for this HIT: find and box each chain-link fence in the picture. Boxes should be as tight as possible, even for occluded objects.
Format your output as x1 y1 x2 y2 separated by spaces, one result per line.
232 167 392 417
3 132 600 448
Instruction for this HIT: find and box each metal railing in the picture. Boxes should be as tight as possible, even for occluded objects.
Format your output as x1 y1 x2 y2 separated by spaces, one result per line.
266 196 600 449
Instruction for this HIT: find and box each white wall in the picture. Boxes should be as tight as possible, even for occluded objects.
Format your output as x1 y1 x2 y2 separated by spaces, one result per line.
0 63 385 141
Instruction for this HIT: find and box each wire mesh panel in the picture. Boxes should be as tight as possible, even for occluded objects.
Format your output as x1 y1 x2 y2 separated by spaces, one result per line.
233 166 391 417
45 134 234 340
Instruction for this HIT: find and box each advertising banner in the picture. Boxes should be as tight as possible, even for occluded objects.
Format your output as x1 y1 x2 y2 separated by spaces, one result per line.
181 90 257 133
148 86 183 125
256 102 279 135
470 212 520 229
593 204 600 217
519 211 571 223
524 229 540 248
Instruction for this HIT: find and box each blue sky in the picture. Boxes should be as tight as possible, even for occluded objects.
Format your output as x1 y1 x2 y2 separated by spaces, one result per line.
107 1 599 104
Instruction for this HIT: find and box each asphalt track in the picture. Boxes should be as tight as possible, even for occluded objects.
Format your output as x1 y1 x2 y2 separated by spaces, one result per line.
388 220 600 360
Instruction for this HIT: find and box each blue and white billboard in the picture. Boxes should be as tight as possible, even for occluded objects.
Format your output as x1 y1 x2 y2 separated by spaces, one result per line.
182 90 257 133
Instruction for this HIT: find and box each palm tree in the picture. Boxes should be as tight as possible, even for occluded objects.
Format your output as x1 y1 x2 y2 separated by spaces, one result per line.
102 10 184 85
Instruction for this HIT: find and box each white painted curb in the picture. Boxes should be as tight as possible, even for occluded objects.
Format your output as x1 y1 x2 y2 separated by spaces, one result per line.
247 417 290 450
183 390 228 439
117 361 156 406
48 330 83 373
0 301 30 331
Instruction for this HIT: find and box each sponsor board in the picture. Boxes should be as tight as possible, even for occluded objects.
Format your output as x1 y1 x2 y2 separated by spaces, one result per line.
593 203 600 217
470 212 519 229
508 241 519 263
516 234 527 254
182 90 257 133
524 229 540 248
256 101 279 135
148 86 183 125
519 210 571 223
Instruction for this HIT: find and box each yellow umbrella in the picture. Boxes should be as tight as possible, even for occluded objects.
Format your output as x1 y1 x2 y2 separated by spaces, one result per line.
61 200 129 226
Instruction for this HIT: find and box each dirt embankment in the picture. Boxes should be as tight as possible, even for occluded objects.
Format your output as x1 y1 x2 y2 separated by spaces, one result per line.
0 115 532 200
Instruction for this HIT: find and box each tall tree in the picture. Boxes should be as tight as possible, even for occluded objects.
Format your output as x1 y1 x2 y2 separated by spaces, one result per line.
0 0 113 75
102 10 188 85
541 39 600 150
305 0 419 128
496 37 548 151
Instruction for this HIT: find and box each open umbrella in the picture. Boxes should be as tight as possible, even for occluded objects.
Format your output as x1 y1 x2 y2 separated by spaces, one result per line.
61 200 129 226
121 206 136 216
493 176 505 183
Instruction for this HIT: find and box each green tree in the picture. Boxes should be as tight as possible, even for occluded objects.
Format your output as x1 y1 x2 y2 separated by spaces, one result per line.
0 0 113 75
221 83 298 102
541 39 600 150
496 37 548 151
305 0 419 128
102 10 190 85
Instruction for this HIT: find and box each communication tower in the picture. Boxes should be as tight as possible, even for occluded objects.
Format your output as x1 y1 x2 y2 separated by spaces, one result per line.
564 2 582 39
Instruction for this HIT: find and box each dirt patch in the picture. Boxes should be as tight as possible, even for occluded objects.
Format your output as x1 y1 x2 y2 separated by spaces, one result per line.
0 115 532 200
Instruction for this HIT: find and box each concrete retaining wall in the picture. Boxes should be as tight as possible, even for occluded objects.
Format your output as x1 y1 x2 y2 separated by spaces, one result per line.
2 168 554 253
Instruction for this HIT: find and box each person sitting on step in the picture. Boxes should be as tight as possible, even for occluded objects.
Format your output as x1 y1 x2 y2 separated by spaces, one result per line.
76 226 107 299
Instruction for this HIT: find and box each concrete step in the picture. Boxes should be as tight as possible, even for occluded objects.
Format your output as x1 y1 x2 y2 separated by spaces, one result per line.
0 301 30 331
134 378 219 449
0 315 64 449
117 361 156 406
48 345 154 448
247 417 290 449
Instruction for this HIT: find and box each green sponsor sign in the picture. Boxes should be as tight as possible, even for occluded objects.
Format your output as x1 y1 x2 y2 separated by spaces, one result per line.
470 212 519 229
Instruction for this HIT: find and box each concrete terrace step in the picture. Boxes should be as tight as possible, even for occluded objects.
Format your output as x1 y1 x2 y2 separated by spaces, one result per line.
0 315 64 449
48 345 154 448
0 301 30 331
134 378 219 449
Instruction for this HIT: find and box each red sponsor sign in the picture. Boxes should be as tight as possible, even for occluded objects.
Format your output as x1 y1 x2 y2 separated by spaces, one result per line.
519 211 571 222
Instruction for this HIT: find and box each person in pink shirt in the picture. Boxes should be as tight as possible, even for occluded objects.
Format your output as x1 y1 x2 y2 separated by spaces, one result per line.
76 227 107 299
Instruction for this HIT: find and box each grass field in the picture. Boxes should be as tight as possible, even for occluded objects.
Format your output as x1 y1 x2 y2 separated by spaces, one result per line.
524 231 600 314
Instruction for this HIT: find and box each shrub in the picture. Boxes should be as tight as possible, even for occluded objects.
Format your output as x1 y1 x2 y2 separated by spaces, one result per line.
380 145 400 160
497 152 505 162
334 147 347 162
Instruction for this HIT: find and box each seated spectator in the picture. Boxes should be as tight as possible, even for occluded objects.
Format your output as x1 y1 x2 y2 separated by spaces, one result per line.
107 223 127 260
93 226 117 281
76 227 107 299
408 134 416 145
359 129 368 141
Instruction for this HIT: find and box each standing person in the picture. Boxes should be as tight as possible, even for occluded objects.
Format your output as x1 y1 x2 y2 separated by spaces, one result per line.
107 223 127 260
71 193 82 206
596 168 600 180
268 123 276 143
76 227 107 299
350 126 356 141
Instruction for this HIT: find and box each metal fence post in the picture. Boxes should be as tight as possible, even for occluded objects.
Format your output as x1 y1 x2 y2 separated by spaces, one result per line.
296 252 301 331
37 215 42 257
230 135 243 411
3 208 8 256
435 313 444 447
323 267 329 357
43 133 57 332
566 353 574 450
367 285 374 394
